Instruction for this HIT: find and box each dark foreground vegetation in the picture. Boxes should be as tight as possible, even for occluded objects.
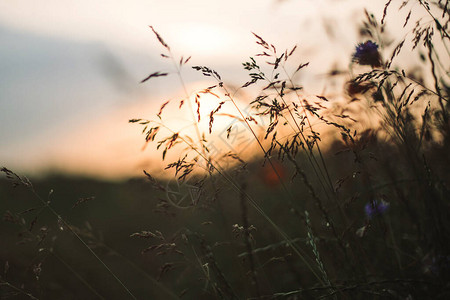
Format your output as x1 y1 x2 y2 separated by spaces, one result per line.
1 138 449 299
1 0 450 299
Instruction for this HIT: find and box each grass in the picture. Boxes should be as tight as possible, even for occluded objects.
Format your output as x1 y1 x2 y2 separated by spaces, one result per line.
1 0 450 299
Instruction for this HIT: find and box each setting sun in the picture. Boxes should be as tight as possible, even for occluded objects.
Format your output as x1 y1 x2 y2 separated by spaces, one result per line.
171 23 235 57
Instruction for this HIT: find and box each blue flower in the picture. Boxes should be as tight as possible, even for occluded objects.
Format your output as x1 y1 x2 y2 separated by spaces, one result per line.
353 41 382 67
365 200 389 218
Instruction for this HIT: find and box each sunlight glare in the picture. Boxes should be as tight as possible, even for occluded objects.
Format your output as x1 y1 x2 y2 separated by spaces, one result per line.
171 23 234 57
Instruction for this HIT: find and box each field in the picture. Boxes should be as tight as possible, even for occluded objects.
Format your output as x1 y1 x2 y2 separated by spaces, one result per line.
1 0 450 299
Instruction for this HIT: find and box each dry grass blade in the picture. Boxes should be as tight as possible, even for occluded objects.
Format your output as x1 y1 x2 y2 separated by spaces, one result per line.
381 0 393 25
157 100 170 118
141 71 168 83
149 26 170 50
72 196 95 209
295 62 309 73
252 32 270 49
403 10 412 27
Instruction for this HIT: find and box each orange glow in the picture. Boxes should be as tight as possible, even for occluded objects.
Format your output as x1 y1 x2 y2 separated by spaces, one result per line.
261 161 286 188
31 82 266 180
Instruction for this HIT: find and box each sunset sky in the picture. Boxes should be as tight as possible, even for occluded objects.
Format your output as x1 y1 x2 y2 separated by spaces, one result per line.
0 0 408 179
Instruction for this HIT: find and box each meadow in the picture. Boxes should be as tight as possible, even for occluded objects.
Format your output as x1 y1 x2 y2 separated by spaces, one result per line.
1 0 450 299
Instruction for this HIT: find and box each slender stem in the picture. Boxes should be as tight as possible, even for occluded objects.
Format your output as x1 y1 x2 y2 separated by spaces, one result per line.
0 280 39 300
168 50 207 158
277 67 336 196
99 244 181 300
418 0 450 40
385 217 403 272
221 84 299 207
0 197 106 299
49 251 106 300
148 120 326 284
27 188 137 300
427 42 448 122
394 70 448 103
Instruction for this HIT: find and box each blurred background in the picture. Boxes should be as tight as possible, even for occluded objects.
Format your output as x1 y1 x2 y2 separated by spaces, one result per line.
0 0 386 180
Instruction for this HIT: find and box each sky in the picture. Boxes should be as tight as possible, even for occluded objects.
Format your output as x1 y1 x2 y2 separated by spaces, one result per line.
0 0 398 179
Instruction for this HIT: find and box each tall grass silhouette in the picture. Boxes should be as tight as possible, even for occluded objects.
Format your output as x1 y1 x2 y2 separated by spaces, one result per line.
1 0 449 299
